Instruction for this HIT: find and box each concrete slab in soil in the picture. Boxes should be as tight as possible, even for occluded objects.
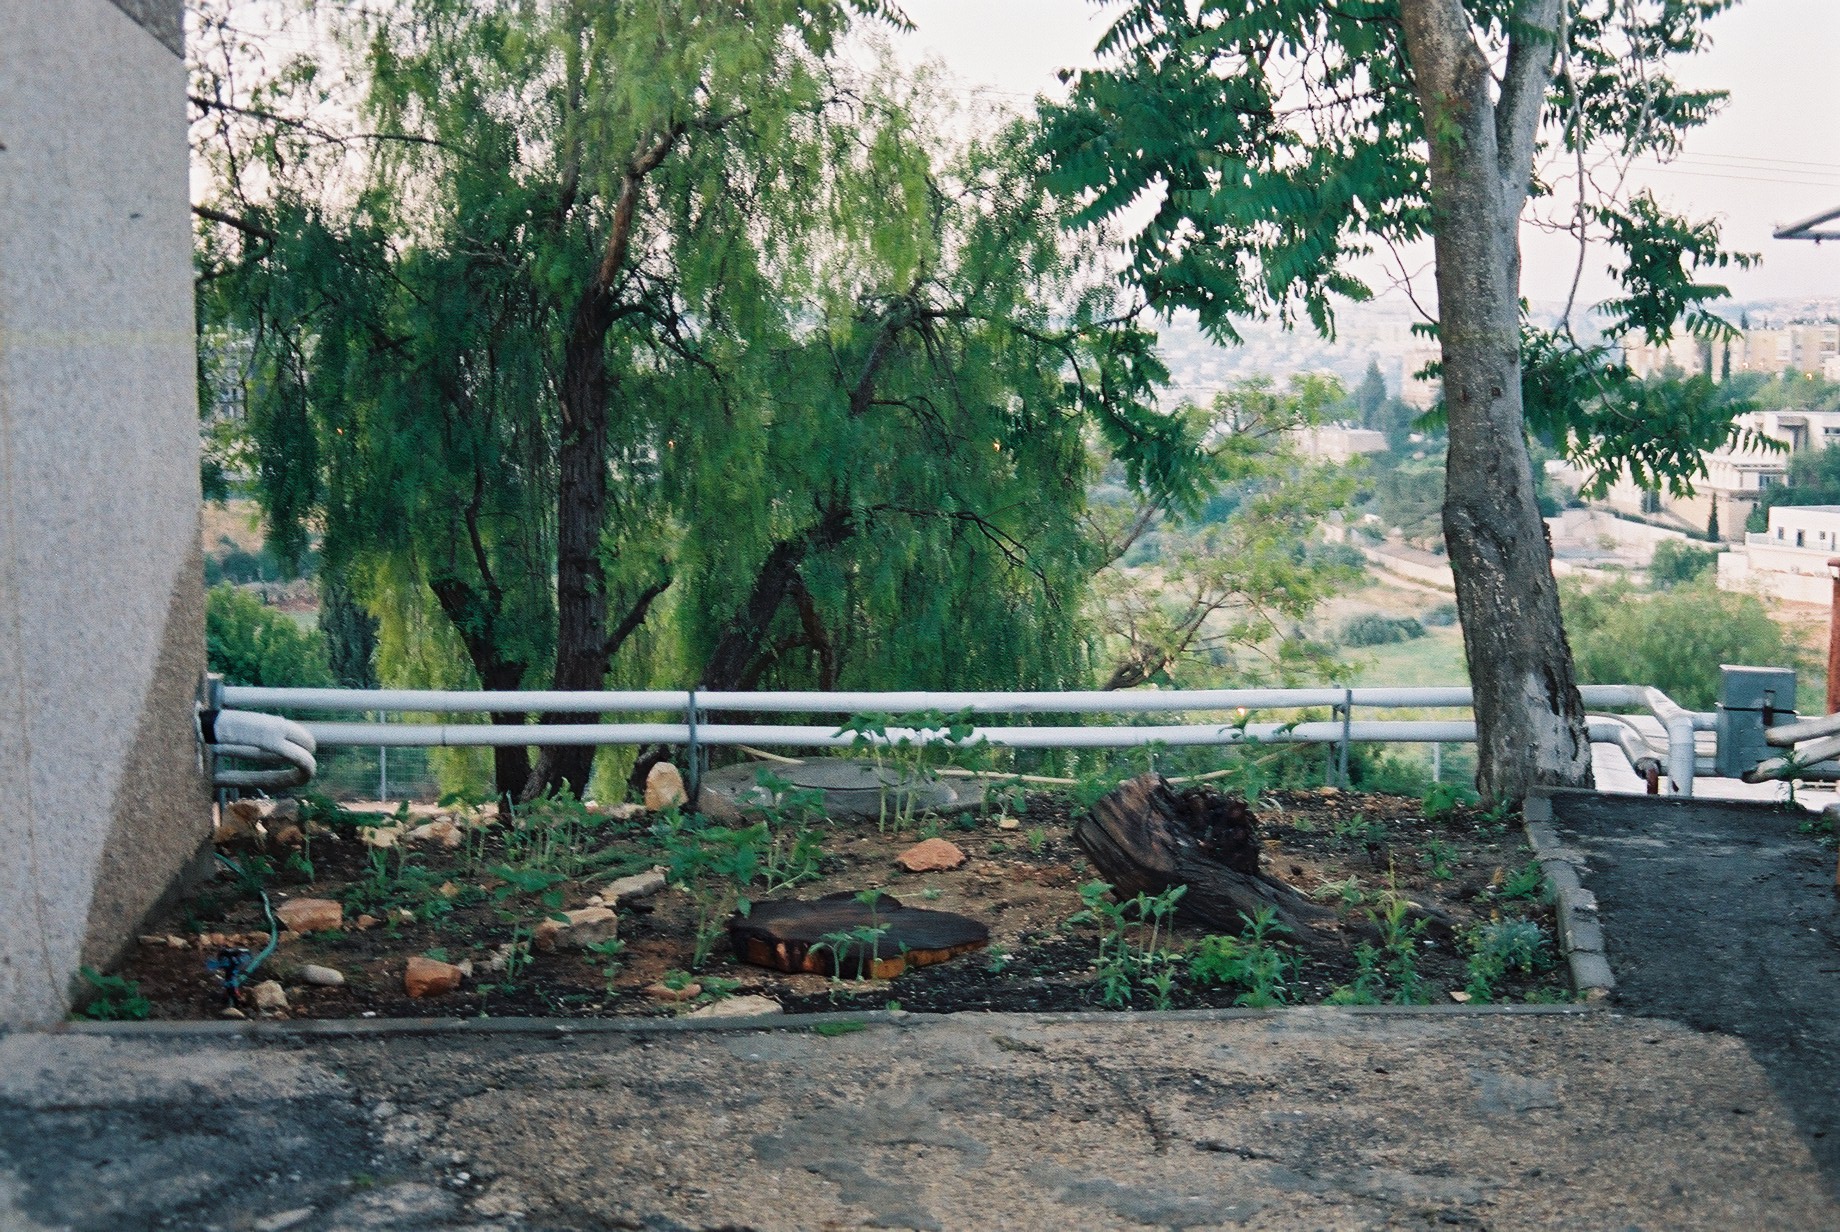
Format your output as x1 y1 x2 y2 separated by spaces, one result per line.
2 1007 1834 1230
1547 790 1840 1199
699 757 981 823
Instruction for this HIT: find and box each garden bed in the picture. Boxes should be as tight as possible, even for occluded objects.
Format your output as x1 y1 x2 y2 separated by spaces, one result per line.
103 775 1571 1022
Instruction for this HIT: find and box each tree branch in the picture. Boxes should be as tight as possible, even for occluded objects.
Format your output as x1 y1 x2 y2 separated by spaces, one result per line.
193 203 277 242
1495 0 1564 213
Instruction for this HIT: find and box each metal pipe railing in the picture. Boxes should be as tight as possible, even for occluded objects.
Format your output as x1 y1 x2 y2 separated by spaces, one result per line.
206 682 1712 795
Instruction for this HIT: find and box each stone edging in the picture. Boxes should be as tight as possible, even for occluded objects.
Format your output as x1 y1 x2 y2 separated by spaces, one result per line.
1524 793 1615 1000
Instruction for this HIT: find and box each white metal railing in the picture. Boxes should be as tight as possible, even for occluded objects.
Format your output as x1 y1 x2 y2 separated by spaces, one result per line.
206 682 1708 796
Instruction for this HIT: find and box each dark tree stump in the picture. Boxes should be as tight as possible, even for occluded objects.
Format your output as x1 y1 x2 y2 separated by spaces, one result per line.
1074 774 1338 947
730 893 989 979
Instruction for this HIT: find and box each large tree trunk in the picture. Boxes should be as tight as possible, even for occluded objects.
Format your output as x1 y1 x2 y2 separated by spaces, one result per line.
526 129 680 801
429 577 532 805
698 502 855 691
1399 0 1592 804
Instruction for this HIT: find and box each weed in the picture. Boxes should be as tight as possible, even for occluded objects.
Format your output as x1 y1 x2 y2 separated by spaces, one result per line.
920 886 943 902
1328 880 1428 1005
1421 837 1456 880
811 889 896 980
583 937 626 994
1068 880 1186 1009
1463 919 1551 1002
1311 876 1370 909
1331 812 1386 848
1026 826 1048 853
75 967 151 1021
660 969 696 991
1187 908 1296 1007
654 810 825 968
1798 808 1838 850
1490 861 1548 904
1420 780 1466 822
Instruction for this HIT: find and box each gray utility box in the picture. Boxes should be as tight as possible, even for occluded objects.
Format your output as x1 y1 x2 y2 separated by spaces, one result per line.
1715 665 1797 778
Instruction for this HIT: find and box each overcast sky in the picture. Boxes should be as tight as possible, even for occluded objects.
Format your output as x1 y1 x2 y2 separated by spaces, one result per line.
881 0 1840 309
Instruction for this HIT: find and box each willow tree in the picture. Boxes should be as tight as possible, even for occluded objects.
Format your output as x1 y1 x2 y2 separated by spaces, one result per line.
1043 0 1752 802
193 1 1192 800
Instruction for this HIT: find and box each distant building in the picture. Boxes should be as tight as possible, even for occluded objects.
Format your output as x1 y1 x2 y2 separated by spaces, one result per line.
1622 334 1708 379
1731 323 1838 377
1719 504 1840 606
1291 426 1388 463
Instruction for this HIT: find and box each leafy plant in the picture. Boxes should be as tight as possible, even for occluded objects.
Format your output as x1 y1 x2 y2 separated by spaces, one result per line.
1329 881 1429 1006
1420 781 1466 823
75 967 152 1021
1068 880 1187 1009
1187 908 1296 1007
1463 919 1551 1003
1421 838 1456 880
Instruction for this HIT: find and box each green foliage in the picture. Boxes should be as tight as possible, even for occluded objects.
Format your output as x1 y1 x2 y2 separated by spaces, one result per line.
205 583 333 687
1564 578 1792 710
1463 919 1552 1003
1340 613 1426 649
1186 908 1296 1008
1648 538 1717 588
1068 880 1186 1010
74 967 152 1021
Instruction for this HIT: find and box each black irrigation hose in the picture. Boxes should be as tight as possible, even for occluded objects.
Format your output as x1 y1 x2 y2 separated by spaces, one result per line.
206 852 280 1000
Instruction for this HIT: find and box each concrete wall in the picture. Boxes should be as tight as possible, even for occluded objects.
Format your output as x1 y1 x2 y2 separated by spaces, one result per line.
0 0 209 1025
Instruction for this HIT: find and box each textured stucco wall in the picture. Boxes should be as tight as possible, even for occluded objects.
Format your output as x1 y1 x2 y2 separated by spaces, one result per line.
0 0 209 1025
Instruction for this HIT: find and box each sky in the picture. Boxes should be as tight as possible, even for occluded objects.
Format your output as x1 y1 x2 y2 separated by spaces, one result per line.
878 0 1840 311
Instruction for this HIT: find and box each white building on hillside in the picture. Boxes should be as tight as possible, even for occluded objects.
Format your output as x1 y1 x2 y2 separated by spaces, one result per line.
1719 504 1840 606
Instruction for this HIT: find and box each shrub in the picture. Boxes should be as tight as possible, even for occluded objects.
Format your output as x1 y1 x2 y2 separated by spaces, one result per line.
206 583 335 687
1564 578 1791 710
1648 538 1717 588
1340 612 1426 647
1422 602 1458 627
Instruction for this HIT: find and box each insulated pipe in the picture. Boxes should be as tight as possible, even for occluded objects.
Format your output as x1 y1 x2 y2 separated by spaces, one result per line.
207 710 318 790
1764 710 1840 747
223 685 1482 715
298 718 1487 750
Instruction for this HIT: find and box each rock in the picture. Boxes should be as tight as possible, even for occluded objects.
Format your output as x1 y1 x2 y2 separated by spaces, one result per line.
997 816 1021 830
608 802 644 821
686 994 783 1019
407 819 463 850
268 823 305 848
531 906 619 953
215 798 264 843
361 824 404 849
645 762 688 811
165 934 189 949
404 956 464 998
251 980 289 1012
294 964 345 988
436 881 461 900
355 914 379 931
455 959 474 978
252 1209 315 1232
221 1006 247 1019
266 798 302 825
644 980 701 1002
138 934 165 946
896 838 967 873
275 897 343 933
600 868 668 905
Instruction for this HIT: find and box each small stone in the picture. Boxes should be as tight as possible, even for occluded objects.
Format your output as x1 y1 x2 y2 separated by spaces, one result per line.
645 980 702 1002
221 1006 247 1019
404 956 464 998
897 838 967 873
687 995 784 1020
165 934 189 949
997 816 1021 830
394 908 415 923
138 934 165 946
360 824 403 849
355 914 379 931
607 802 644 821
1319 785 1341 797
408 820 464 850
437 881 461 900
645 762 688 811
251 980 288 1012
275 897 343 933
600 869 668 905
455 959 474 978
531 906 619 953
1449 990 1472 1003
295 964 345 988
268 823 305 848
252 1209 314 1232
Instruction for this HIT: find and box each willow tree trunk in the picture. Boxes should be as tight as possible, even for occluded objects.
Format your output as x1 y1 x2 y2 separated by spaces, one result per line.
1399 0 1593 803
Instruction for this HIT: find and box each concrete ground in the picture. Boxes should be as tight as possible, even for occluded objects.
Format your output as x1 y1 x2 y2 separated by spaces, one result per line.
2 1006 1835 1231
1548 791 1840 1198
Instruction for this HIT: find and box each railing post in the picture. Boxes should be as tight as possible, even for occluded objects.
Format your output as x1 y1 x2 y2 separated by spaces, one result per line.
685 688 701 810
1340 688 1353 787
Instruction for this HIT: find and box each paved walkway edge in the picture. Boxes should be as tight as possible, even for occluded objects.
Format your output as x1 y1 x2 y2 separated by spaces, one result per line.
12 1000 1597 1042
1525 789 1615 998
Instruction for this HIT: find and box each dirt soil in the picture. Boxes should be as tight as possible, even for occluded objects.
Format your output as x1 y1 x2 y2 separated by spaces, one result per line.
114 785 1568 1021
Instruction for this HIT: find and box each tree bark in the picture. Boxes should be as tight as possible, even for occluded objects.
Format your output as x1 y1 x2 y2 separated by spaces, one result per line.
1073 774 1339 949
429 576 532 805
698 502 855 691
527 128 680 801
1398 0 1592 803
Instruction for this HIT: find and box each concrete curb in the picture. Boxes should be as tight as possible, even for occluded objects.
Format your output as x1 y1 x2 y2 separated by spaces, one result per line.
1524 792 1615 999
17 1001 1597 1042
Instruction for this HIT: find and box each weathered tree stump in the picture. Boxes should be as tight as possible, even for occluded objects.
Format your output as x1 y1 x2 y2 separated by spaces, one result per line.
1074 774 1338 946
730 893 989 979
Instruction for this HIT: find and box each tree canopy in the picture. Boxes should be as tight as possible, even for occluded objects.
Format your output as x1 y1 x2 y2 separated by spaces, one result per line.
1041 0 1754 801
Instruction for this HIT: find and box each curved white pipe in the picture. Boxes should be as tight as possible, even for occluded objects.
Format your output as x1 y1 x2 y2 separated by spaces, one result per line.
208 710 317 790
